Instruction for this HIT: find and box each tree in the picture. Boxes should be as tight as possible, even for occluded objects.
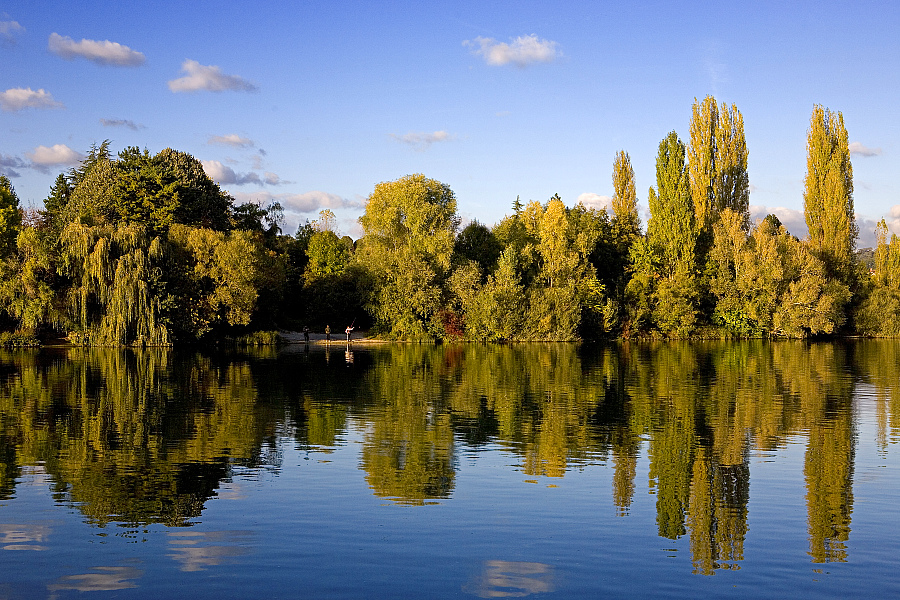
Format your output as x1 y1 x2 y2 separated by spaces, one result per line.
305 230 350 281
612 150 640 235
647 132 699 336
689 96 718 232
648 132 697 276
803 105 856 281
453 220 502 278
0 175 21 258
314 209 337 233
358 174 459 339
688 96 750 233
716 103 749 226
56 144 233 234
854 220 900 336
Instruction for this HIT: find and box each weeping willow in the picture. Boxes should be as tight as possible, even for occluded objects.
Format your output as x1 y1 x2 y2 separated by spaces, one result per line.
60 221 169 346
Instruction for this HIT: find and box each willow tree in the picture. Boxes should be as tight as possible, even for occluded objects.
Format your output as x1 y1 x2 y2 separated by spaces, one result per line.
358 174 459 339
803 105 856 281
59 222 169 346
688 96 749 233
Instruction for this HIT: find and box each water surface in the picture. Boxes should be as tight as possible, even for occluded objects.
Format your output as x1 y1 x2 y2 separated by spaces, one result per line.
0 341 898 598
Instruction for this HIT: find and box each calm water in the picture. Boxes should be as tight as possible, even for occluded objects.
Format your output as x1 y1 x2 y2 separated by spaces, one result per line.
0 341 898 598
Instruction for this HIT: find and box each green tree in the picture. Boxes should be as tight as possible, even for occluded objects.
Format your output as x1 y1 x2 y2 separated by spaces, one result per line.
854 220 900 336
453 220 502 278
804 105 856 281
358 174 459 339
649 132 697 275
0 175 21 258
688 96 750 233
305 230 350 281
56 144 233 234
647 132 699 335
611 150 640 235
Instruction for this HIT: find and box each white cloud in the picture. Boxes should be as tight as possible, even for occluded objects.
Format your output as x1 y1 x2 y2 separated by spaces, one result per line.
855 216 878 249
168 60 257 93
0 20 24 46
849 142 881 157
464 34 560 67
48 33 145 67
577 193 613 212
100 118 144 130
202 160 288 186
887 205 900 236
749 205 808 238
208 134 255 148
263 172 284 185
202 160 261 185
389 130 453 150
0 87 64 112
233 190 362 215
26 144 83 172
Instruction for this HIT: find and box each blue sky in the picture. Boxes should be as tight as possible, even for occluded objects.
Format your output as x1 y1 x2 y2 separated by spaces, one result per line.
1 0 898 245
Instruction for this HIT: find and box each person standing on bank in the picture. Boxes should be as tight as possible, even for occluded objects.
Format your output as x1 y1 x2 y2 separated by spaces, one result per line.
325 324 331 342
303 326 310 344
345 325 354 343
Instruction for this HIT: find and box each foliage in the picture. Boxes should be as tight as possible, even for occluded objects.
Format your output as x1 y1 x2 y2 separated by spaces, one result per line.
358 174 459 339
612 150 640 235
648 132 697 277
305 230 350 281
804 105 856 281
0 99 892 344
453 220 503 278
0 176 21 258
688 95 750 233
854 220 900 336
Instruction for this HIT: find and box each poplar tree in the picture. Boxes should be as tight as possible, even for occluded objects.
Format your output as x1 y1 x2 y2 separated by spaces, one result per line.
611 150 640 235
648 132 696 275
803 105 856 280
647 132 699 335
689 96 718 231
716 103 749 226
688 96 749 232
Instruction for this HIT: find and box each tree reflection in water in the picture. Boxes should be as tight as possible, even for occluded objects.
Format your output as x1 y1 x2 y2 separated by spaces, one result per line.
0 340 896 574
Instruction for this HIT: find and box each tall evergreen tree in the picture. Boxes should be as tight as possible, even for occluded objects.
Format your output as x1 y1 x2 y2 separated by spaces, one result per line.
0 175 21 258
803 105 856 280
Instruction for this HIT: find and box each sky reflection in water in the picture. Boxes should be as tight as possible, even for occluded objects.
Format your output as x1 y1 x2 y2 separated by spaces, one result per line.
0 341 897 598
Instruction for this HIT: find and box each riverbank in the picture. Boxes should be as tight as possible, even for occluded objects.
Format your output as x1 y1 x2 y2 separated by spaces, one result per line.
278 330 389 345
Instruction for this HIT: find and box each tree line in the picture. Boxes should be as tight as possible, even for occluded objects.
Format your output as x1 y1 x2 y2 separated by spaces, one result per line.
0 97 898 345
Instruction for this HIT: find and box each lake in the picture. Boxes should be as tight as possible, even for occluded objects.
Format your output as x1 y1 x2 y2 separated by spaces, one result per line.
0 340 897 598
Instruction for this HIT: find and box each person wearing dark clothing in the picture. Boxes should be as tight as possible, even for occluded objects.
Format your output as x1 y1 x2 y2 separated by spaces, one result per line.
325 324 331 342
303 326 310 343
